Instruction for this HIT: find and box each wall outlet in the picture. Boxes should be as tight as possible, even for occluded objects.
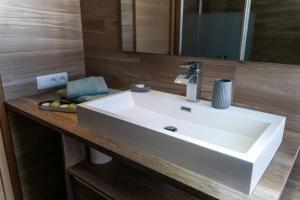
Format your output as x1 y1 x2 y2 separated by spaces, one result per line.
36 72 68 90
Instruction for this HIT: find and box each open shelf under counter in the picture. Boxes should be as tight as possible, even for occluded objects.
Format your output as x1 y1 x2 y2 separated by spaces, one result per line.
66 160 206 200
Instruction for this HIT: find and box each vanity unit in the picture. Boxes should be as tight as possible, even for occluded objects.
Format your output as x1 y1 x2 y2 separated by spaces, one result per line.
6 91 300 200
0 0 300 199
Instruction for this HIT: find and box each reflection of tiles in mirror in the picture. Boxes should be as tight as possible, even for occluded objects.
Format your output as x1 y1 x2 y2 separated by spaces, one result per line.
251 1 300 65
182 12 255 60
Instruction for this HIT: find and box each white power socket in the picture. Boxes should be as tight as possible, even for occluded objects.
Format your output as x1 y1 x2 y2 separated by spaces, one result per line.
36 72 68 90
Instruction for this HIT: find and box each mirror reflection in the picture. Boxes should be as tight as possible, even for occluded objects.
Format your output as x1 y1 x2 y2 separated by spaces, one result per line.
121 0 300 65
181 0 253 60
248 1 300 64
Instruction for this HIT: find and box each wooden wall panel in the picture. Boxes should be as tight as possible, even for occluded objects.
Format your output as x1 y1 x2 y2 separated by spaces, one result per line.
0 49 84 100
234 63 300 132
0 0 85 100
0 0 85 199
81 1 300 199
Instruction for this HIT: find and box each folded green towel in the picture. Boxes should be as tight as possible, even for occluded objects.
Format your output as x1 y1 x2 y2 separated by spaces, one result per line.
57 88 120 103
67 76 108 98
75 89 120 103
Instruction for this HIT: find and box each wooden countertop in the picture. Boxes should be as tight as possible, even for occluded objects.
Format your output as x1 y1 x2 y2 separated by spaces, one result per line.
6 92 300 200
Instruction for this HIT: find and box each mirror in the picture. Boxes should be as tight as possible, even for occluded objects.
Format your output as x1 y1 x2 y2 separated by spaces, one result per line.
180 0 253 60
121 0 300 65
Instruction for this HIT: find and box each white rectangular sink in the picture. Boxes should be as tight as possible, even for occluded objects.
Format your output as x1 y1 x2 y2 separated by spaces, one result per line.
77 90 286 195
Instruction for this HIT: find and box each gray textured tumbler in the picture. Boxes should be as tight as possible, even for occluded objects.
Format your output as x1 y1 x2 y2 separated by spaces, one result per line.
212 79 232 109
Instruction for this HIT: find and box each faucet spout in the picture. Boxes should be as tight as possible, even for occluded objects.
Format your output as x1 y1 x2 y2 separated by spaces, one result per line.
174 62 203 102
174 74 193 85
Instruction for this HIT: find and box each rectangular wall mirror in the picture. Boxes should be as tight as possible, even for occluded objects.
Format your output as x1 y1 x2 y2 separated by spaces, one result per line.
180 0 253 60
121 0 300 65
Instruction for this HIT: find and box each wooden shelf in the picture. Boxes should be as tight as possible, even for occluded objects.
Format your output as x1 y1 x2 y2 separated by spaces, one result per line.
67 160 206 200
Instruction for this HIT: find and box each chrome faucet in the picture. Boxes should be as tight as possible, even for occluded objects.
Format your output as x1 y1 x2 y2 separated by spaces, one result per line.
174 62 203 102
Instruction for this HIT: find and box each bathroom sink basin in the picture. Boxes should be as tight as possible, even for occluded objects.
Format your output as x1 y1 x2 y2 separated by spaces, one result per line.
77 90 286 195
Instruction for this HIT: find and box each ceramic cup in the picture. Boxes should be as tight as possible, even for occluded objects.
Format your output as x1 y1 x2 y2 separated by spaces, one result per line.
90 148 112 164
212 79 233 109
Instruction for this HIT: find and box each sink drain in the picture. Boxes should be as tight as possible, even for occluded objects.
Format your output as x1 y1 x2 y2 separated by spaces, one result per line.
164 126 178 132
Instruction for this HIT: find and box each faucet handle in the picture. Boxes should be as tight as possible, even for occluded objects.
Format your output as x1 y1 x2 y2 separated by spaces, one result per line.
179 62 202 73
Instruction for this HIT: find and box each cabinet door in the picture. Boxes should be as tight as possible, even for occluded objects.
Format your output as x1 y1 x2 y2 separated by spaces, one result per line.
135 0 173 54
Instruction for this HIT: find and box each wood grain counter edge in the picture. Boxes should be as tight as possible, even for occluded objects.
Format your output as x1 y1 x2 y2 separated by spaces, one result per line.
5 92 300 200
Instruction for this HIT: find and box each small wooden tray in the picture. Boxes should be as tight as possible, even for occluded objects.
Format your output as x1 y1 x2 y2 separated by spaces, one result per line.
39 100 77 113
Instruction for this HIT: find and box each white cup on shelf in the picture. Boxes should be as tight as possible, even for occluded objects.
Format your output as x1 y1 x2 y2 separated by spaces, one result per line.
89 148 112 164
